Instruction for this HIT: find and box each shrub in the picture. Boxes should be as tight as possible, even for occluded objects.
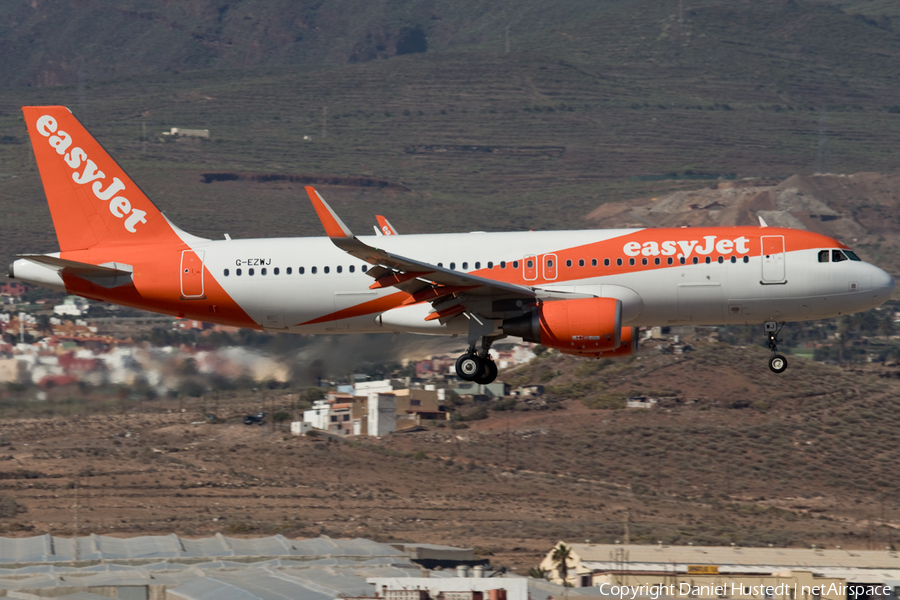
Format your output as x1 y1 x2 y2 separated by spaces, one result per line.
0 495 24 518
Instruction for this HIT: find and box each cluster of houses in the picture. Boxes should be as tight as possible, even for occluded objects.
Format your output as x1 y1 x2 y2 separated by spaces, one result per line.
0 295 539 419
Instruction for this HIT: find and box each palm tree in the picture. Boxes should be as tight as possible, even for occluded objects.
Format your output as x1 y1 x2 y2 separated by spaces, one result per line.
551 543 573 586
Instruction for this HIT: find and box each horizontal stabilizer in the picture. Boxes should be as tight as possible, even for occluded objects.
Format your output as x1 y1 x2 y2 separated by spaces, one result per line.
13 254 134 288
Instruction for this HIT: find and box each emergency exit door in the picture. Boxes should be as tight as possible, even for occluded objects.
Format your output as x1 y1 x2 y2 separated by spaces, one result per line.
180 250 205 298
760 236 785 283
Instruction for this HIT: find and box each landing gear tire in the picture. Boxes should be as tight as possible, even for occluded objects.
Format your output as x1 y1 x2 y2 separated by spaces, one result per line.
765 321 788 374
769 354 788 374
474 359 498 385
455 354 482 381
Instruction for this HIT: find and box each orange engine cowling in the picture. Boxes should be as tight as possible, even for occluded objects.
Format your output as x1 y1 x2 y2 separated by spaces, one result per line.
559 326 639 358
503 297 622 353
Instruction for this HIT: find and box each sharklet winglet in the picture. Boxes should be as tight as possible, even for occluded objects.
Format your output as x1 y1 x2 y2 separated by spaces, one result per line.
305 186 353 239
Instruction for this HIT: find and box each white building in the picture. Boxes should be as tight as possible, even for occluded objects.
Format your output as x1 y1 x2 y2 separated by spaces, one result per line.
367 393 397 437
303 400 331 430
162 127 210 139
53 297 87 316
368 576 527 600
290 421 313 436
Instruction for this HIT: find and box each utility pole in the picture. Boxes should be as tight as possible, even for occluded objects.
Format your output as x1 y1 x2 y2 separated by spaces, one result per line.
505 416 510 465
624 509 631 545
73 478 80 560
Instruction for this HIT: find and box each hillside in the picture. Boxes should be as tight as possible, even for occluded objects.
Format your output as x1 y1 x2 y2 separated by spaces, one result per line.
4 1 900 270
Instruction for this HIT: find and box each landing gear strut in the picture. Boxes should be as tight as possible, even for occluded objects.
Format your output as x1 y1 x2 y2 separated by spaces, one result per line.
765 321 788 374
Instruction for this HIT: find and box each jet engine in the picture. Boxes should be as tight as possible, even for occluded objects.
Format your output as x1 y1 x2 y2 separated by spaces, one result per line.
502 297 624 353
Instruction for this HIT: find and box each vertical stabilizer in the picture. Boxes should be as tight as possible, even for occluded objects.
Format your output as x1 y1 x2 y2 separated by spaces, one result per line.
22 106 174 251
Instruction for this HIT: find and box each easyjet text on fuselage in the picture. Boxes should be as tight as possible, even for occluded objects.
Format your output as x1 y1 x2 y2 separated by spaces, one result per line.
623 235 751 259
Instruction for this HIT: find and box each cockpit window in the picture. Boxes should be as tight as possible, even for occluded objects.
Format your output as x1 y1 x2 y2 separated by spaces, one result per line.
844 250 862 261
832 250 848 263
818 250 829 263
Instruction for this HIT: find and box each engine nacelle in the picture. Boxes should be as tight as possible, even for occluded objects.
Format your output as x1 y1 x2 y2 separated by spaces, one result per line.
503 297 622 353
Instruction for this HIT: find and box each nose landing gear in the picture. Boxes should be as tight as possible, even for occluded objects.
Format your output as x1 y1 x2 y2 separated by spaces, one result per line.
765 321 788 373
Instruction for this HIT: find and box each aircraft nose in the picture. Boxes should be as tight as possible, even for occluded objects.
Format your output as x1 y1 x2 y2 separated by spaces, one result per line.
869 266 895 304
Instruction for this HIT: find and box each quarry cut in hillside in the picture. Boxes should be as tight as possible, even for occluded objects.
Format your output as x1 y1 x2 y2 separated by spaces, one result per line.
588 172 900 243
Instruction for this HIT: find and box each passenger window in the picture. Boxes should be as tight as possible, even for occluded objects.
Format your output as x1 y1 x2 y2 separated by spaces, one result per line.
641 258 647 265
743 256 749 263
680 257 686 265
604 258 610 266
705 257 710 264
487 261 493 268
832 250 848 263
500 261 506 268
692 257 698 264
337 266 342 273
566 259 572 267
249 268 255 276
730 256 736 264
592 259 598 267
236 268 241 276
548 259 554 267
629 258 635 266
349 265 355 273
274 267 279 275
261 268 267 275
717 256 723 264
287 267 292 274
311 267 317 274
462 262 468 270
362 265 368 272
667 257 673 265
818 250 830 263
616 258 623 266
526 260 534 268
655 257 660 265
475 262 481 269
324 266 330 274
224 269 230 276
450 262 456 270
579 259 585 267
437 262 443 267
513 261 519 268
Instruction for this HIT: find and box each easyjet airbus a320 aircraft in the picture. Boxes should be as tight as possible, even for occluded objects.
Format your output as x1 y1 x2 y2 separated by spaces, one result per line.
9 106 895 382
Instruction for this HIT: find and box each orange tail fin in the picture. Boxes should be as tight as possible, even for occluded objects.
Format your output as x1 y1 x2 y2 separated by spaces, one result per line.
22 106 173 252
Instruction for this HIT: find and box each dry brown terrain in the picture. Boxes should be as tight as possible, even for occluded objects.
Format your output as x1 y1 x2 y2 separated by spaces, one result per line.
0 339 898 571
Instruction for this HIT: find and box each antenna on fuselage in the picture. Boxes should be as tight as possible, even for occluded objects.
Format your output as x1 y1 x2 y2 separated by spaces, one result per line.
758 215 768 227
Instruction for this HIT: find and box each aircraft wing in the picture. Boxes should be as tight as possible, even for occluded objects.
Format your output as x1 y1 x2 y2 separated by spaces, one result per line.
305 186 547 316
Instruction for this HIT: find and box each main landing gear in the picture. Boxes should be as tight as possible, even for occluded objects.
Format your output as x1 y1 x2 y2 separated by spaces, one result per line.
765 321 788 374
455 352 498 384
454 313 503 384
